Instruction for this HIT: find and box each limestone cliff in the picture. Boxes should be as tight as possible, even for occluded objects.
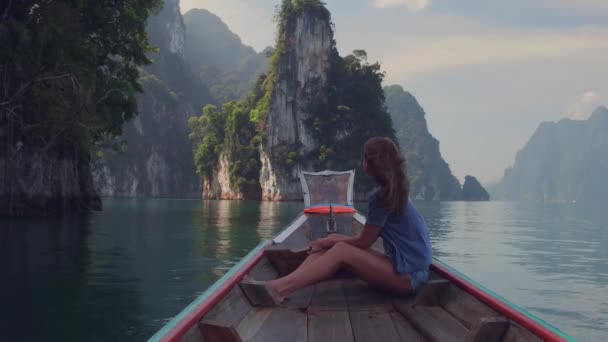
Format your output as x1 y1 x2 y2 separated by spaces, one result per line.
462 175 490 201
92 0 212 197
196 1 396 201
497 106 608 202
385 85 463 200
202 152 244 200
259 8 334 201
1 144 101 216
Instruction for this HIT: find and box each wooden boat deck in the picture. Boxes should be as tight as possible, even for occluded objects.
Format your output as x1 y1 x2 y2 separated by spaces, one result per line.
175 212 548 342
198 275 421 342
191 255 541 342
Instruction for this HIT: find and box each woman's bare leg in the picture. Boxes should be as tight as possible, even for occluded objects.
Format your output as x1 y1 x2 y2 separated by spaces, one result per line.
298 250 326 269
268 242 413 299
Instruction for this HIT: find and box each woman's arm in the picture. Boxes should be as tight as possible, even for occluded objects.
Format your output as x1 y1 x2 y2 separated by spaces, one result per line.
311 224 382 251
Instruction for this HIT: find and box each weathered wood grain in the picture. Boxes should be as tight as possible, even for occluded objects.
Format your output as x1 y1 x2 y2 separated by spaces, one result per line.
394 302 469 342
350 311 402 342
308 311 354 342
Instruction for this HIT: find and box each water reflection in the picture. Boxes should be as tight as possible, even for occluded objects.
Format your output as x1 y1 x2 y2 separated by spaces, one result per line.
2 199 606 341
419 201 608 341
257 201 281 239
0 214 143 342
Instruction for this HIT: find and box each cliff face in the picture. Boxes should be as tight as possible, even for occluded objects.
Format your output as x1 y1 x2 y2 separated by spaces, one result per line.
462 175 490 201
199 2 396 201
1 144 101 216
203 152 244 200
385 85 463 201
498 106 608 202
259 12 333 201
92 0 212 197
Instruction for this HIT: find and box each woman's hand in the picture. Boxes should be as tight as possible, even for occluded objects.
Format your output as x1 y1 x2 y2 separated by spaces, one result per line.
309 234 343 253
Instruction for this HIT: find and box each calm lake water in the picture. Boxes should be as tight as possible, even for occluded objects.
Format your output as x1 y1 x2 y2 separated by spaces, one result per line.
1 199 607 341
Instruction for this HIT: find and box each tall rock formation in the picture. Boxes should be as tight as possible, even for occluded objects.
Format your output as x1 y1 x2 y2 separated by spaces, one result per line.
385 85 463 200
462 175 490 201
498 106 608 202
259 5 335 201
195 0 396 201
92 0 213 197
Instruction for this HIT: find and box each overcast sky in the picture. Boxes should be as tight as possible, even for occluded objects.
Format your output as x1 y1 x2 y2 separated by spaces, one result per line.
180 0 608 184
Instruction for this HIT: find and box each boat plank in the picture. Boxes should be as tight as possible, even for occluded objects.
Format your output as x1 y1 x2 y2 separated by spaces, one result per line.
285 285 314 309
343 279 393 312
394 303 470 342
350 311 402 342
199 319 242 342
240 281 276 307
306 215 333 240
335 214 357 236
179 324 206 342
440 284 501 330
309 279 347 312
470 317 509 342
390 312 426 342
308 311 354 342
265 248 309 276
235 308 273 341
249 308 307 342
247 256 279 281
501 322 543 342
205 286 252 327
412 279 450 306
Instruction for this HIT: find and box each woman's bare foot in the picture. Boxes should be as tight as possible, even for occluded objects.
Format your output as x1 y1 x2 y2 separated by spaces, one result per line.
266 280 286 304
240 279 286 306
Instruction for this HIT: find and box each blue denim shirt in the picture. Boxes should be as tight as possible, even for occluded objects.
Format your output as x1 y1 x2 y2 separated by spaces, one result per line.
366 192 432 274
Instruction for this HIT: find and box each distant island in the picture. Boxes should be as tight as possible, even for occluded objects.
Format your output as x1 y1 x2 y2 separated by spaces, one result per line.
493 106 608 202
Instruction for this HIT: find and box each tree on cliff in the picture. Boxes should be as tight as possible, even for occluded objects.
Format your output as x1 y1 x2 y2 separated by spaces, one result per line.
189 0 396 199
0 0 161 215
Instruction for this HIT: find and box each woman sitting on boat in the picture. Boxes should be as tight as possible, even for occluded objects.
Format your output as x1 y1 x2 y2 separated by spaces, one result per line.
252 137 433 303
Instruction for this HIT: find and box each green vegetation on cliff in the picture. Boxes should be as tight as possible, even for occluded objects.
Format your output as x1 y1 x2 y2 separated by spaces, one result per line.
1 0 161 214
189 0 395 196
92 0 213 197
1 0 161 152
307 50 395 193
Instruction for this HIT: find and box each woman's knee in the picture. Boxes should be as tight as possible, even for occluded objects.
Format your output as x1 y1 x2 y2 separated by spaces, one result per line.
329 241 354 257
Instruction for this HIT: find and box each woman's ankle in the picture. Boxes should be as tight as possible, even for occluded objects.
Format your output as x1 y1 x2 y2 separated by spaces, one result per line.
268 279 287 299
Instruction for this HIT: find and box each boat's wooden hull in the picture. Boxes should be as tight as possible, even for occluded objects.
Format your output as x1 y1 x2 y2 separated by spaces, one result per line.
149 211 574 342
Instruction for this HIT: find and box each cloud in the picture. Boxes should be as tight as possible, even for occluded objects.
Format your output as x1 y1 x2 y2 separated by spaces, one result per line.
581 91 598 104
545 0 608 11
567 91 601 120
362 27 608 81
372 0 430 12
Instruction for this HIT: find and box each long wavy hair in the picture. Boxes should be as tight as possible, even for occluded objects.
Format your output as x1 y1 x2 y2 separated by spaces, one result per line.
364 137 409 214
